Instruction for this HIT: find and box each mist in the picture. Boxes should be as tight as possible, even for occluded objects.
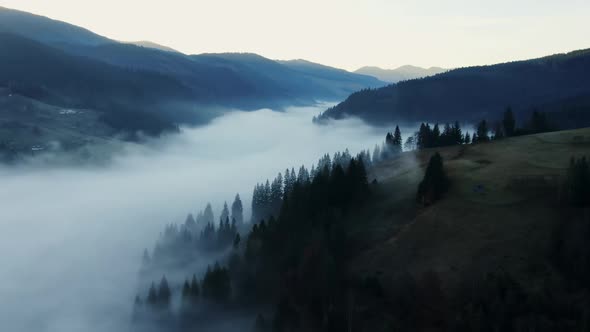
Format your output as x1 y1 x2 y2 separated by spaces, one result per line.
0 105 385 332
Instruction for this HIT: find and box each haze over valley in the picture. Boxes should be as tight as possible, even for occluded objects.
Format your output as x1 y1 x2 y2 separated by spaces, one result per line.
1 2 589 332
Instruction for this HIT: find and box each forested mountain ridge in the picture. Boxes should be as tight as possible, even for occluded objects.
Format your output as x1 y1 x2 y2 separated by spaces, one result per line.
0 6 385 136
320 49 590 126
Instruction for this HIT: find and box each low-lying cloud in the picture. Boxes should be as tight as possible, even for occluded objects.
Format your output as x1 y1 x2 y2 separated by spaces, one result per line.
0 105 385 332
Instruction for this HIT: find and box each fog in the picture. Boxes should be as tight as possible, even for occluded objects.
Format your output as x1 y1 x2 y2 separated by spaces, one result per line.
0 105 386 332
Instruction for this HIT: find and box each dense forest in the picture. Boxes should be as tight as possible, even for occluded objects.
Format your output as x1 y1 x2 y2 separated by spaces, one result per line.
317 49 590 129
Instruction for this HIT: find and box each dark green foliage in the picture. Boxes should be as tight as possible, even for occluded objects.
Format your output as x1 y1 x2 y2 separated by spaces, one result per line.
201 263 231 303
415 122 464 150
417 153 450 204
503 107 516 136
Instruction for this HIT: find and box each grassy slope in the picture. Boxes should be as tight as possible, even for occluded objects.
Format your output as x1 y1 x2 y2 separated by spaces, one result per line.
0 89 114 153
349 128 590 294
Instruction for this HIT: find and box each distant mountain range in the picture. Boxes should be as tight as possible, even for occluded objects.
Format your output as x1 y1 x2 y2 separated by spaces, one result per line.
320 49 590 128
0 6 385 134
355 65 447 83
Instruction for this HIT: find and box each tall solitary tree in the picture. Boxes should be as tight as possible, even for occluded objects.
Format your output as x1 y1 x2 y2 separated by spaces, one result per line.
417 152 449 204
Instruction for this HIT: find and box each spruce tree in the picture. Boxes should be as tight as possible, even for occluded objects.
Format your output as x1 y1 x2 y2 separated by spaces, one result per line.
393 126 403 154
476 120 489 142
158 276 171 309
203 203 214 225
231 194 243 225
220 202 229 222
464 132 471 144
417 152 449 204
503 107 516 137
147 282 158 306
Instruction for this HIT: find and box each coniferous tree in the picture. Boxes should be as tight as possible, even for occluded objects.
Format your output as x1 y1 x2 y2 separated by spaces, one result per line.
493 122 504 140
472 132 477 144
476 120 489 142
464 132 471 144
158 276 171 309
220 202 229 222
503 107 516 137
404 135 416 151
417 152 449 204
147 282 158 306
203 203 215 225
231 194 244 225
432 124 441 147
393 126 403 153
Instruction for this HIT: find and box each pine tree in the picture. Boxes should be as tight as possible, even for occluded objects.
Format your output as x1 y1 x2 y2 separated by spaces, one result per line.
147 282 158 306
503 107 516 137
393 126 403 154
417 153 449 204
476 120 489 142
184 213 196 232
432 124 441 147
453 121 463 145
231 194 243 225
203 203 214 225
464 132 471 144
220 202 229 222
158 276 171 309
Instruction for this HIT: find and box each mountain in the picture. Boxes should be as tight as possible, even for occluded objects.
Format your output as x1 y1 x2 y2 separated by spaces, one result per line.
320 49 590 126
0 6 385 134
355 65 447 83
0 6 110 46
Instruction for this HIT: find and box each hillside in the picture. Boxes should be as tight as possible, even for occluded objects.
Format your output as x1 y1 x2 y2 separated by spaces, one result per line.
346 128 590 325
321 49 590 126
355 65 447 83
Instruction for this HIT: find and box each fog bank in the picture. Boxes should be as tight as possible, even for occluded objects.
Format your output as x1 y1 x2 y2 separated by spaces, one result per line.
0 105 384 332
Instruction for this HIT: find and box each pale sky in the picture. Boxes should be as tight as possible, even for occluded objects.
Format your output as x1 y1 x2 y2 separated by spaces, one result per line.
1 0 589 71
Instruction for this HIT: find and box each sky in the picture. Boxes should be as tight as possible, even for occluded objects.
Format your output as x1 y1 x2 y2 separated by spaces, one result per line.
0 0 589 74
